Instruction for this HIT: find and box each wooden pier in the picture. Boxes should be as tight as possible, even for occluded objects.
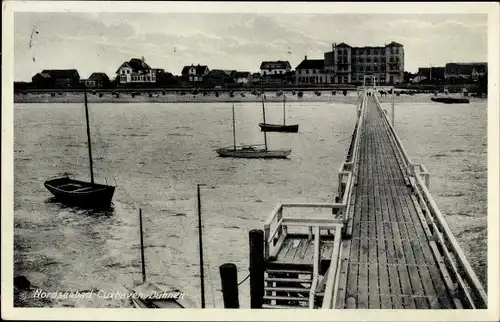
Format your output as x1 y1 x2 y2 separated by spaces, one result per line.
253 87 487 310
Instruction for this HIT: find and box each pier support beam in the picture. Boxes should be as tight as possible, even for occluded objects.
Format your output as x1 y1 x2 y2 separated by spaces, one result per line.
219 263 240 308
249 229 265 308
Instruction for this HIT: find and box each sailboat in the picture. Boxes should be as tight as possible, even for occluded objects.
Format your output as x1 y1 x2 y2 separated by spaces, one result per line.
126 209 196 308
44 86 115 209
215 103 291 159
259 94 299 133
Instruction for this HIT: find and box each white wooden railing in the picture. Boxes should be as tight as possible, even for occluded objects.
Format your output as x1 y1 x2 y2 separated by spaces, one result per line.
321 88 368 309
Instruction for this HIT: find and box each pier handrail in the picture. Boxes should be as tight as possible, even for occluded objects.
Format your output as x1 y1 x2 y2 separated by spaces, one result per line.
321 225 343 309
321 91 368 309
413 169 488 308
263 202 348 259
372 92 487 308
309 226 321 308
373 93 413 172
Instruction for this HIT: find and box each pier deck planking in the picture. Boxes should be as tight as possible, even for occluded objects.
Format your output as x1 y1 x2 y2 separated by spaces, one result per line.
335 95 459 309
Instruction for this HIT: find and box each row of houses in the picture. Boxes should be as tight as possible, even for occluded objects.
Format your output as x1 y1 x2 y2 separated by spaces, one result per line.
29 51 487 89
412 63 487 83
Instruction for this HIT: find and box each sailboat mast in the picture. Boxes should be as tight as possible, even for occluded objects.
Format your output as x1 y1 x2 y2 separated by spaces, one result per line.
283 94 286 125
139 208 146 283
197 184 206 309
83 86 95 184
232 104 236 151
261 81 268 150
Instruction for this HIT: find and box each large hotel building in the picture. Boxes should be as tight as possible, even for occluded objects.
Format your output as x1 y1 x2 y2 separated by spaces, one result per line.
296 41 404 85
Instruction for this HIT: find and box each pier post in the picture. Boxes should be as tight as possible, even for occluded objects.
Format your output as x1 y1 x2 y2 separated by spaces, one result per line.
392 87 395 127
249 229 265 308
219 263 240 308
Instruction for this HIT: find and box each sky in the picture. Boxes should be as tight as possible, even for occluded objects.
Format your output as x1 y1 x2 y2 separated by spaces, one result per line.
14 12 488 81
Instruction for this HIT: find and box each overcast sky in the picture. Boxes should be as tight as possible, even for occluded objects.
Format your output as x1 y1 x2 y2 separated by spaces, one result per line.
14 13 487 81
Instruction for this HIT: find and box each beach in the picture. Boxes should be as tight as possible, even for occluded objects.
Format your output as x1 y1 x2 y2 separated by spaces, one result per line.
13 90 480 105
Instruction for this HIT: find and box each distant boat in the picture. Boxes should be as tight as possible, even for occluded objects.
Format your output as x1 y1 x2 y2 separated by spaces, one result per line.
259 94 299 133
215 103 291 159
126 209 196 309
431 97 470 104
44 86 115 209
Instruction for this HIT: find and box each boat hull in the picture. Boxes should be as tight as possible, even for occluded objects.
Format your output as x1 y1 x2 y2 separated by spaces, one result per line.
431 97 470 104
44 176 115 209
215 147 291 159
259 123 299 133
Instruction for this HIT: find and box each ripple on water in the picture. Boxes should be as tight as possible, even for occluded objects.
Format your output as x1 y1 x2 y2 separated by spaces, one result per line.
14 101 487 307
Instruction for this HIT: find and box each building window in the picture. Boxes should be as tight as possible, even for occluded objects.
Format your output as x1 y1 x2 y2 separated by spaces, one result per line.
121 70 125 75
306 70 309 74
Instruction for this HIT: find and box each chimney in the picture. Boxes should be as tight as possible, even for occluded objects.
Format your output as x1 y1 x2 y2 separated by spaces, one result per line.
141 56 145 62
304 55 308 61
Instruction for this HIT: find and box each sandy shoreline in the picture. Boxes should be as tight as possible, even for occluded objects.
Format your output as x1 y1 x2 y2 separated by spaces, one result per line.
14 91 481 104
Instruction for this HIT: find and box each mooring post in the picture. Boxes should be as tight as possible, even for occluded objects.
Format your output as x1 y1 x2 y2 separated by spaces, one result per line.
249 229 265 309
219 263 240 308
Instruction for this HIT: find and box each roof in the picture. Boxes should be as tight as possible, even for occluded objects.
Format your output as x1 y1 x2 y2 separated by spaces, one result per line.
260 61 291 70
181 64 209 75
88 72 109 81
296 59 324 70
335 42 351 47
40 69 80 79
445 62 487 75
232 71 250 78
115 58 152 74
33 72 52 79
386 41 403 47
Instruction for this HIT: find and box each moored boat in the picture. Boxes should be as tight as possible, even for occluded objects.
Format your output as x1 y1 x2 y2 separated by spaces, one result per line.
215 103 292 159
258 123 299 133
44 176 115 208
258 91 299 133
431 97 470 104
216 145 291 159
44 86 115 208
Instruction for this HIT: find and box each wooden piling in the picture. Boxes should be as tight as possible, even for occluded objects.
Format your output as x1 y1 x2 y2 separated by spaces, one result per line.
219 263 240 308
249 229 265 309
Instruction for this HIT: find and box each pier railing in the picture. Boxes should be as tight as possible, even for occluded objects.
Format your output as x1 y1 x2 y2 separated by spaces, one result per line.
263 202 345 308
263 203 345 261
373 92 488 309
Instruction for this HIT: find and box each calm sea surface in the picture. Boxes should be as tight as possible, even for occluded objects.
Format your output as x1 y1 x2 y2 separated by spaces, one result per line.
13 98 487 308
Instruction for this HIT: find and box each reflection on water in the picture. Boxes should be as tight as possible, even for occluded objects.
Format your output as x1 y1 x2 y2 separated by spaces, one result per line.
14 100 487 307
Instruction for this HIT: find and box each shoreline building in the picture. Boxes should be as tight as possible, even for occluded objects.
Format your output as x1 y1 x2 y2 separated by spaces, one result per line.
295 56 327 85
32 69 80 88
323 41 405 85
116 57 159 84
444 62 487 81
181 64 210 85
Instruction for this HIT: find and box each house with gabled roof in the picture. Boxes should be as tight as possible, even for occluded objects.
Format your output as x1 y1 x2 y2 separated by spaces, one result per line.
181 64 210 83
295 56 327 85
33 69 80 88
260 61 292 76
231 71 251 86
116 57 159 84
83 72 111 88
